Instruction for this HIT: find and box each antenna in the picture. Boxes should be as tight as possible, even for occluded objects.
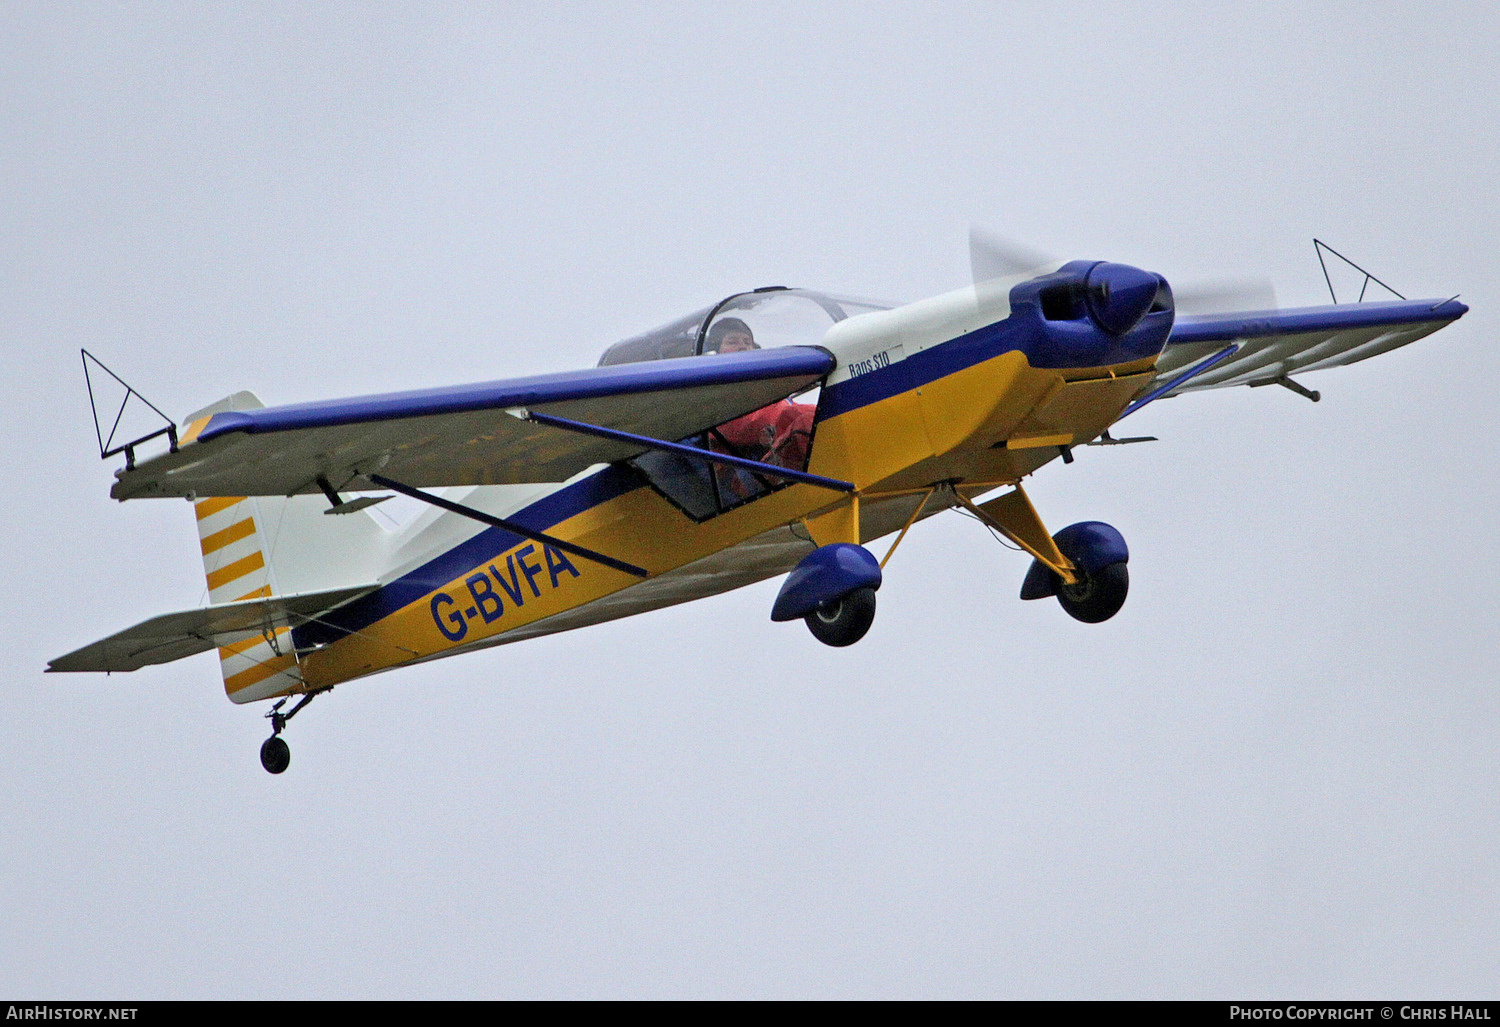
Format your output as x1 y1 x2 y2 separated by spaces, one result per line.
1313 239 1407 304
81 349 178 469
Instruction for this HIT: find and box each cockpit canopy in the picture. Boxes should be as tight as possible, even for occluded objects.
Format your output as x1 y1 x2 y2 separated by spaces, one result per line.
597 287 890 366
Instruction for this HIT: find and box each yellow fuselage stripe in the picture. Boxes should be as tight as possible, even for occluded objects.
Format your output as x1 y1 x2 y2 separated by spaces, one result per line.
179 416 213 446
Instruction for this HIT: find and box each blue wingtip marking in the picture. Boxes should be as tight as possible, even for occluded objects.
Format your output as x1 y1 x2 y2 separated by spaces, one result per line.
1169 298 1467 345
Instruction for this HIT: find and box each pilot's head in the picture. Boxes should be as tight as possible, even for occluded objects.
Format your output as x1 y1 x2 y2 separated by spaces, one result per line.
707 317 757 354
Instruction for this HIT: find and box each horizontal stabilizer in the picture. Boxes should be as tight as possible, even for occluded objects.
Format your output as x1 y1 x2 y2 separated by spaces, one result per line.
47 585 376 674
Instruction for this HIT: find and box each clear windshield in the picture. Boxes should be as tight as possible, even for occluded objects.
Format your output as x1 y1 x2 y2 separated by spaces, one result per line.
597 288 890 366
597 288 891 520
595 304 714 366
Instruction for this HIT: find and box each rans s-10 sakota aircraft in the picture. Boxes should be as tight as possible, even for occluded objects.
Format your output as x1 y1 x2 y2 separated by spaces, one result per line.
49 239 1467 773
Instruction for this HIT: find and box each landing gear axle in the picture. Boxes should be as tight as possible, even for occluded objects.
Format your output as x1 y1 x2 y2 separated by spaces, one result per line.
1055 561 1129 623
804 586 877 647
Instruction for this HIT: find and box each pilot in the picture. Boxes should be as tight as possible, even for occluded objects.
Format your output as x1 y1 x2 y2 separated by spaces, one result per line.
702 318 814 490
706 317 758 354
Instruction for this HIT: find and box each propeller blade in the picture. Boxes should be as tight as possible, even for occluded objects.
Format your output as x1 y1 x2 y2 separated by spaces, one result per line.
969 227 1054 284
966 227 1279 316
1171 278 1277 316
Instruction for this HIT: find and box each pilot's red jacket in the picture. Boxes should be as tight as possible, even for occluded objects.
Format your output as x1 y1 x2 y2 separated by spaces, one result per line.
716 400 814 469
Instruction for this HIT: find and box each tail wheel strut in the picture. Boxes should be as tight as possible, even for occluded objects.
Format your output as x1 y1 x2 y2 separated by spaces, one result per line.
259 689 325 775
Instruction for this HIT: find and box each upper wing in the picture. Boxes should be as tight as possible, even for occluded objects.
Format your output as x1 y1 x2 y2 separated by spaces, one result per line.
112 346 834 500
1148 297 1467 396
47 585 375 672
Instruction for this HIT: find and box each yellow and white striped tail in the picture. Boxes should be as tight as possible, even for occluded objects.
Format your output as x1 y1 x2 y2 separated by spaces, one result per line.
194 494 303 703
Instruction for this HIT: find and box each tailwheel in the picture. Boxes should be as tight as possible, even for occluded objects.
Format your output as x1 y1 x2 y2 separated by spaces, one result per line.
258 689 326 774
1055 561 1129 623
260 736 291 775
804 587 877 647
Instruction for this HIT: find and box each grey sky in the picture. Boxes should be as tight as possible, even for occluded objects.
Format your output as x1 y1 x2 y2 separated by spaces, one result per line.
3 1 1497 998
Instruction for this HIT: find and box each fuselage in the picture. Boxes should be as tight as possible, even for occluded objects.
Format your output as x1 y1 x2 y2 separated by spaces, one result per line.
289 263 1174 692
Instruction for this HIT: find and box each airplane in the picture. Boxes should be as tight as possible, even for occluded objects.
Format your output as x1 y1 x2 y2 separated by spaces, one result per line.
48 237 1468 773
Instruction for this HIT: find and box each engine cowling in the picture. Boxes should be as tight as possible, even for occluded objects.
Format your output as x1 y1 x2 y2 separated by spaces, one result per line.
1085 261 1167 336
1006 260 1175 369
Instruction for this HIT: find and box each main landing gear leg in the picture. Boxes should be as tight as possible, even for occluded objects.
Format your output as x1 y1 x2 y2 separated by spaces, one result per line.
955 484 1132 624
952 484 1081 587
776 495 883 647
259 690 324 775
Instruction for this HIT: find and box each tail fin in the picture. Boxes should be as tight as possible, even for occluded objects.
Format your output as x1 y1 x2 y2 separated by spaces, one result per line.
186 392 388 704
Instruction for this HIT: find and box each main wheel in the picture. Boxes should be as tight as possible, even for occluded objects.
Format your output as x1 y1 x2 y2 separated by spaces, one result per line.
804 587 877 647
260 736 291 775
1055 562 1129 623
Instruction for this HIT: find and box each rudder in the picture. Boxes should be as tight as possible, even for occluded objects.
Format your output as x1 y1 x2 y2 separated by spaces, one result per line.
185 392 389 704
195 493 301 702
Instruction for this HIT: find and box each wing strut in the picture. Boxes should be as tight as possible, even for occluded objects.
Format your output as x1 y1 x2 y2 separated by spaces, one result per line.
522 410 856 493
366 473 649 579
1116 344 1239 421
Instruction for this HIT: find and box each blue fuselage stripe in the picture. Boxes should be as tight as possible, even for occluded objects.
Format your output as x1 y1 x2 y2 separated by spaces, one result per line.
293 464 642 647
817 307 1172 422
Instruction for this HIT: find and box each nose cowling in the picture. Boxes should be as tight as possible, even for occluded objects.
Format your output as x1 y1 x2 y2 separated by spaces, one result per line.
1005 259 1175 369
1085 262 1163 336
